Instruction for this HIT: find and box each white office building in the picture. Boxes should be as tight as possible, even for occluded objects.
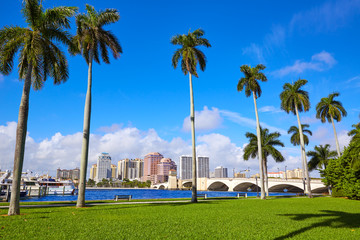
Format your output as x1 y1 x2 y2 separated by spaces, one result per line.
214 166 228 178
96 153 112 183
179 155 209 179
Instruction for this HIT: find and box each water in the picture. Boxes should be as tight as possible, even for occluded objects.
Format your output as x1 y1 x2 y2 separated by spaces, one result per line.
21 189 296 202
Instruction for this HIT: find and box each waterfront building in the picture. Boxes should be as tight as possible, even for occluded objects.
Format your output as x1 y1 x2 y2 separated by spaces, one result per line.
286 168 303 179
179 156 209 179
215 166 228 178
234 172 246 178
118 158 144 180
155 158 177 183
142 152 164 182
56 167 80 180
268 171 284 178
111 164 117 179
96 153 112 183
89 164 97 180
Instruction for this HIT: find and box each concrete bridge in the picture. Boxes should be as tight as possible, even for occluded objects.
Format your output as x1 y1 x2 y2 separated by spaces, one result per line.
154 177 328 194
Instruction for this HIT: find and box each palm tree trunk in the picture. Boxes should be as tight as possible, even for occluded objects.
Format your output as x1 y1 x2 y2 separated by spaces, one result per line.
8 64 33 216
330 115 341 157
253 91 265 199
76 54 93 208
264 158 269 196
189 73 197 203
295 105 312 198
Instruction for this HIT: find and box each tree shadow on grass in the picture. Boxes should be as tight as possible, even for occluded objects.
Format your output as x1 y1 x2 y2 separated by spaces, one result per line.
275 210 360 240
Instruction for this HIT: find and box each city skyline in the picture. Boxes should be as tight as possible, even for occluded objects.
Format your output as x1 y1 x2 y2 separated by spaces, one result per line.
1 0 360 178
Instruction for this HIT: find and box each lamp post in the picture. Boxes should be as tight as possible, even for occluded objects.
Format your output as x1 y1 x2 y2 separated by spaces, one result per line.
247 167 250 178
277 167 280 178
285 166 287 181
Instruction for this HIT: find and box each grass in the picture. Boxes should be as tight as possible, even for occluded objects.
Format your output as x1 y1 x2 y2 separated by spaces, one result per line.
0 197 359 239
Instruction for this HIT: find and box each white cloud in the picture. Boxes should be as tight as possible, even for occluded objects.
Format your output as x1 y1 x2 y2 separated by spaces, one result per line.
220 109 287 135
242 43 265 63
272 51 336 77
182 106 223 132
258 106 282 113
290 0 360 33
301 115 318 124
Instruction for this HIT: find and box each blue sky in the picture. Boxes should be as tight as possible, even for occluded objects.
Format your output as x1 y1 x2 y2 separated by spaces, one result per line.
1 0 360 177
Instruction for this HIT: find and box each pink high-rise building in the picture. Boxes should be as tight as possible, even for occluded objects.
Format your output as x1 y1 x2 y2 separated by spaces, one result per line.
142 152 164 182
155 158 177 183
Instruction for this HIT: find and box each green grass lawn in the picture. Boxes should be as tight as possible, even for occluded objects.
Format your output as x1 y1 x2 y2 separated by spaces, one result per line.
0 197 359 239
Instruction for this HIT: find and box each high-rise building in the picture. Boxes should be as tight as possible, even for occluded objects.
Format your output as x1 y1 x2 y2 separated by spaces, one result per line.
118 158 144 180
56 167 80 180
215 166 228 178
90 164 97 180
180 156 192 180
96 153 112 182
111 164 117 179
155 158 177 183
142 152 164 182
179 156 209 179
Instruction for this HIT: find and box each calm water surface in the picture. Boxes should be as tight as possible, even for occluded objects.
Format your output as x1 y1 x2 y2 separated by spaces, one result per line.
21 189 295 202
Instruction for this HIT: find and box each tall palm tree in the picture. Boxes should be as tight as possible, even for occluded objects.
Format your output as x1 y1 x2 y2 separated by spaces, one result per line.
316 92 347 157
237 64 267 199
288 124 312 179
72 5 122 208
0 0 76 216
307 144 337 171
280 79 312 198
243 127 285 196
171 29 211 203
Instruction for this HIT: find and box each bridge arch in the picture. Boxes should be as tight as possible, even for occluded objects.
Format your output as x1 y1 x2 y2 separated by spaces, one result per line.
312 187 328 194
182 181 192 188
158 185 165 190
207 181 229 191
268 184 303 193
233 182 260 192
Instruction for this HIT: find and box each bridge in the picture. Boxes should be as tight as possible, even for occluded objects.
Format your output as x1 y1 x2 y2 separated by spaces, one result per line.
153 177 328 194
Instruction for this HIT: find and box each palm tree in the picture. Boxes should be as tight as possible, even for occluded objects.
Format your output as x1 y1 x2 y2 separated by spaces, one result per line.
280 79 312 198
348 123 360 141
237 64 267 199
243 127 285 196
316 92 347 157
0 0 76 216
171 29 211 203
72 5 122 208
307 144 337 171
348 123 360 139
288 124 312 179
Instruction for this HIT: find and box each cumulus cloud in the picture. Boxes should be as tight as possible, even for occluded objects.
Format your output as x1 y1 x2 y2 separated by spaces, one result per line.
182 106 223 132
301 115 319 125
272 51 336 77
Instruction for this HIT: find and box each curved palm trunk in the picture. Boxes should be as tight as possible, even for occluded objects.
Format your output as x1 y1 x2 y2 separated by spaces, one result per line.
253 92 265 199
189 73 197 203
76 54 93 208
330 115 341 157
295 105 312 198
8 65 33 216
264 158 269 196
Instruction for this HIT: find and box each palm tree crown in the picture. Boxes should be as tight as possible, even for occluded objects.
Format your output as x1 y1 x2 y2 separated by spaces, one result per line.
348 123 360 141
316 92 347 123
237 64 267 98
243 127 285 162
171 29 211 77
72 4 122 64
0 0 77 87
307 144 337 171
280 79 310 115
288 124 312 146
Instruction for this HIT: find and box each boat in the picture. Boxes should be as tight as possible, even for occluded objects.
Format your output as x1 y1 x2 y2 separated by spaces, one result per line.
38 178 76 195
